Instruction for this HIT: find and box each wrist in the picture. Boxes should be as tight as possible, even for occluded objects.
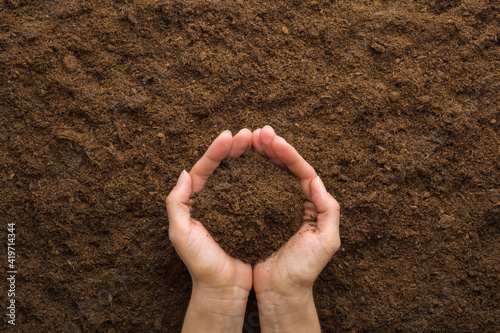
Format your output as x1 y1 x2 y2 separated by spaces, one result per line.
192 283 250 311
256 287 321 332
182 284 249 333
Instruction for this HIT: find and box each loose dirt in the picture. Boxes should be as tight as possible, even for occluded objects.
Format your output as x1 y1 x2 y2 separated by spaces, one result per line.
192 150 305 265
0 0 499 332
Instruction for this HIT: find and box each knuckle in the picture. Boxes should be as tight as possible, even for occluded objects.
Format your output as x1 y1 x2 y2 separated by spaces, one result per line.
168 228 178 244
332 237 341 252
165 191 176 206
330 196 341 211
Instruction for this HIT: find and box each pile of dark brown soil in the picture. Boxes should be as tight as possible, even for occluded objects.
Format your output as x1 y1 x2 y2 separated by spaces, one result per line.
1 0 499 331
192 151 305 265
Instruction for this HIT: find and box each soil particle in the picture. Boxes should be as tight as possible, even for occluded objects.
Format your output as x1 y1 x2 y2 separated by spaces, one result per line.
320 308 333 317
63 55 79 72
5 0 20 9
439 214 455 229
106 44 116 52
371 42 386 53
388 91 401 102
418 95 432 104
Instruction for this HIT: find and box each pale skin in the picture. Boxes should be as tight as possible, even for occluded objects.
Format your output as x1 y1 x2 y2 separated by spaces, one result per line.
166 126 341 332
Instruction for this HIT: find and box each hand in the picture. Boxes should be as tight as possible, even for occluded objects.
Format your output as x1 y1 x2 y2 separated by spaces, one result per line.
167 129 254 333
252 126 341 333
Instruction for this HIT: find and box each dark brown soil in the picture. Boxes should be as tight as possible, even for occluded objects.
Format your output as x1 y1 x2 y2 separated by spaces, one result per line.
1 0 499 332
192 150 305 265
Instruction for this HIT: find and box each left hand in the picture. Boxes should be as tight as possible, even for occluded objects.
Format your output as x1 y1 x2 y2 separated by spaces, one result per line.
166 129 253 332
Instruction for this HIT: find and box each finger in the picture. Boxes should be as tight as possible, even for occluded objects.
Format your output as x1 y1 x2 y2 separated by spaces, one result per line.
228 128 252 158
303 212 318 221
260 125 279 162
303 200 318 220
189 130 233 193
271 136 317 196
166 170 193 243
304 200 316 211
310 176 341 250
260 125 277 157
260 125 285 167
252 128 264 154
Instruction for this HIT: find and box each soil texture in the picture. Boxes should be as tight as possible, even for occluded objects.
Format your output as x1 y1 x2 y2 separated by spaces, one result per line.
0 0 499 332
192 150 305 265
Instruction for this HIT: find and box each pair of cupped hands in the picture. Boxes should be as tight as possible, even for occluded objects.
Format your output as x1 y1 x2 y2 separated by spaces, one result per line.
166 126 341 332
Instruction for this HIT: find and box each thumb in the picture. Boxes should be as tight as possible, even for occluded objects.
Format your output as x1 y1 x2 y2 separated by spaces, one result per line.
166 170 193 242
309 176 341 251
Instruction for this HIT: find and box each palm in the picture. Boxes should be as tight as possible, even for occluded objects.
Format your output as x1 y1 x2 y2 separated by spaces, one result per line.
181 217 252 290
254 214 330 295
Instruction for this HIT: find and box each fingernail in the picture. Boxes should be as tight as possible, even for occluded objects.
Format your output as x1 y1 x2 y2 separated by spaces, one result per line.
222 130 232 135
177 170 187 186
317 176 327 192
263 125 274 131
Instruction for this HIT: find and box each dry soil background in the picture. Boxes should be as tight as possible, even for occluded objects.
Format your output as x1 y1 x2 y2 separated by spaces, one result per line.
0 0 499 332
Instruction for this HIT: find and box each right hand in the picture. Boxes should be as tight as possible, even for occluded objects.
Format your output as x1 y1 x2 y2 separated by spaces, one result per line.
251 126 341 332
